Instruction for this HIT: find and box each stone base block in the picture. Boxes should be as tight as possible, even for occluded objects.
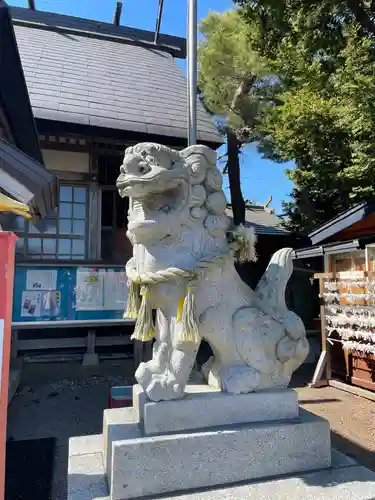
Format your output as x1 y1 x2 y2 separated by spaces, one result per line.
102 407 140 483
134 384 299 435
110 409 331 500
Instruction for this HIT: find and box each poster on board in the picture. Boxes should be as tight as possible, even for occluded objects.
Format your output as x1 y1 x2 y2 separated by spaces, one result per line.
75 269 104 311
103 270 128 310
21 291 42 317
75 268 128 311
26 269 57 291
21 290 62 318
41 291 61 317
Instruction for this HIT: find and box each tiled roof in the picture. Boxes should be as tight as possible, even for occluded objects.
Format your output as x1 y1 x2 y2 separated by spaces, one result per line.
10 7 221 145
225 205 289 236
10 6 186 56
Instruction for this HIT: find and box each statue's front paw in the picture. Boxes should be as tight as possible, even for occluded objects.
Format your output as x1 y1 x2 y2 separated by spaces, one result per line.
135 361 156 388
145 373 184 402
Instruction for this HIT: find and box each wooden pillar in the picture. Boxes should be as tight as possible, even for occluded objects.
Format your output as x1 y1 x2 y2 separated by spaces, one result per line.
319 276 331 381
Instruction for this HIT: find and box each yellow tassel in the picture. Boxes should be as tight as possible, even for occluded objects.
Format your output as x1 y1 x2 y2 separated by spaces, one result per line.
124 280 140 319
0 193 32 219
131 286 155 342
176 295 185 322
175 284 200 347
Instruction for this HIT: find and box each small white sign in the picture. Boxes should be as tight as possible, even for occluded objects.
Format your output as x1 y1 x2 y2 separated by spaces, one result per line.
26 270 57 291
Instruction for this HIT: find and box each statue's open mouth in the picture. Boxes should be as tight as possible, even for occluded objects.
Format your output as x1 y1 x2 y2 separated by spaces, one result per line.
119 177 189 231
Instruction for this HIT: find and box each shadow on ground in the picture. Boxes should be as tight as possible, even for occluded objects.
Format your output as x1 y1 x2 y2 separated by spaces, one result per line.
331 431 375 473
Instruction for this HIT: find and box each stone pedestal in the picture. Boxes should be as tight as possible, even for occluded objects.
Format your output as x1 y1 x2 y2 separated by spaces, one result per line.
68 384 338 500
110 411 331 500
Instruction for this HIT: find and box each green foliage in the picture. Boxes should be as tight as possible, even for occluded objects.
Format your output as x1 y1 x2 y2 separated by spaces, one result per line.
199 10 274 140
199 0 375 233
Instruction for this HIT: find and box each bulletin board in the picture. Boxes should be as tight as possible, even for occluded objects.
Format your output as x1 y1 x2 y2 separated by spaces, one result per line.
12 266 128 323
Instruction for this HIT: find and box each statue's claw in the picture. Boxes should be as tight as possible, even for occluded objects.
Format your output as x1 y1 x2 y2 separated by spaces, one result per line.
145 373 184 402
135 361 158 389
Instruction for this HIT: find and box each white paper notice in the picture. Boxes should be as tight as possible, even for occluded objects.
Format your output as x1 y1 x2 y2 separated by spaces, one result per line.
21 291 42 317
104 271 128 310
41 291 61 317
26 270 57 291
76 269 103 311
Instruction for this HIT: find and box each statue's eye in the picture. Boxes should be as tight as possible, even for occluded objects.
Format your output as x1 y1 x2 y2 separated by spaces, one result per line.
146 155 155 164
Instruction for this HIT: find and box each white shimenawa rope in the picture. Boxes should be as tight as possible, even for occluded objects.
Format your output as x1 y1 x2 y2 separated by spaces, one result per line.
125 252 228 345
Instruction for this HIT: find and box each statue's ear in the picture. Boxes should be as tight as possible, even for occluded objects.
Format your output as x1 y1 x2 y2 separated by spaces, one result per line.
124 145 134 157
180 145 217 184
180 145 217 166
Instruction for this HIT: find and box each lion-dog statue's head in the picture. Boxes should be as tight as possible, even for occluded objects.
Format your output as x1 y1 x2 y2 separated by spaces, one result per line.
116 143 231 245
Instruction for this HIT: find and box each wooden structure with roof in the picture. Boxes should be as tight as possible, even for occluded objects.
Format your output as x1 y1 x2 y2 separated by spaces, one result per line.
294 201 375 398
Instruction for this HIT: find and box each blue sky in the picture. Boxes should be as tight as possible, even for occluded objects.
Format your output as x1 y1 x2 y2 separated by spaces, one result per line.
8 0 294 213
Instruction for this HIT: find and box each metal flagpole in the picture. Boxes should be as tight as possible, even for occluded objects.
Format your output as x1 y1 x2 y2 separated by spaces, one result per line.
187 0 197 146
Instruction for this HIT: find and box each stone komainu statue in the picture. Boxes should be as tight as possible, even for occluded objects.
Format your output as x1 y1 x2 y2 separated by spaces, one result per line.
116 143 309 402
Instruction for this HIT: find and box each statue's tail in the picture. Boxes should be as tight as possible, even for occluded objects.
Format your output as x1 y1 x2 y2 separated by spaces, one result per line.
255 248 293 314
255 248 306 342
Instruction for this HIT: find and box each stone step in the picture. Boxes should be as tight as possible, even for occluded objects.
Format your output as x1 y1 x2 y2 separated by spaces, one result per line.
102 407 140 483
133 384 299 435
109 409 331 500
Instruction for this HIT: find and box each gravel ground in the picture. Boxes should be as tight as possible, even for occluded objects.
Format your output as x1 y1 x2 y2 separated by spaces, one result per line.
297 385 375 473
6 361 375 500
7 359 135 500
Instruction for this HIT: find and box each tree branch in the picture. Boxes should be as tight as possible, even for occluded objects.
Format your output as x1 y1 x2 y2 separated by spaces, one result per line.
226 130 246 226
217 151 228 161
231 76 257 113
345 0 375 35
